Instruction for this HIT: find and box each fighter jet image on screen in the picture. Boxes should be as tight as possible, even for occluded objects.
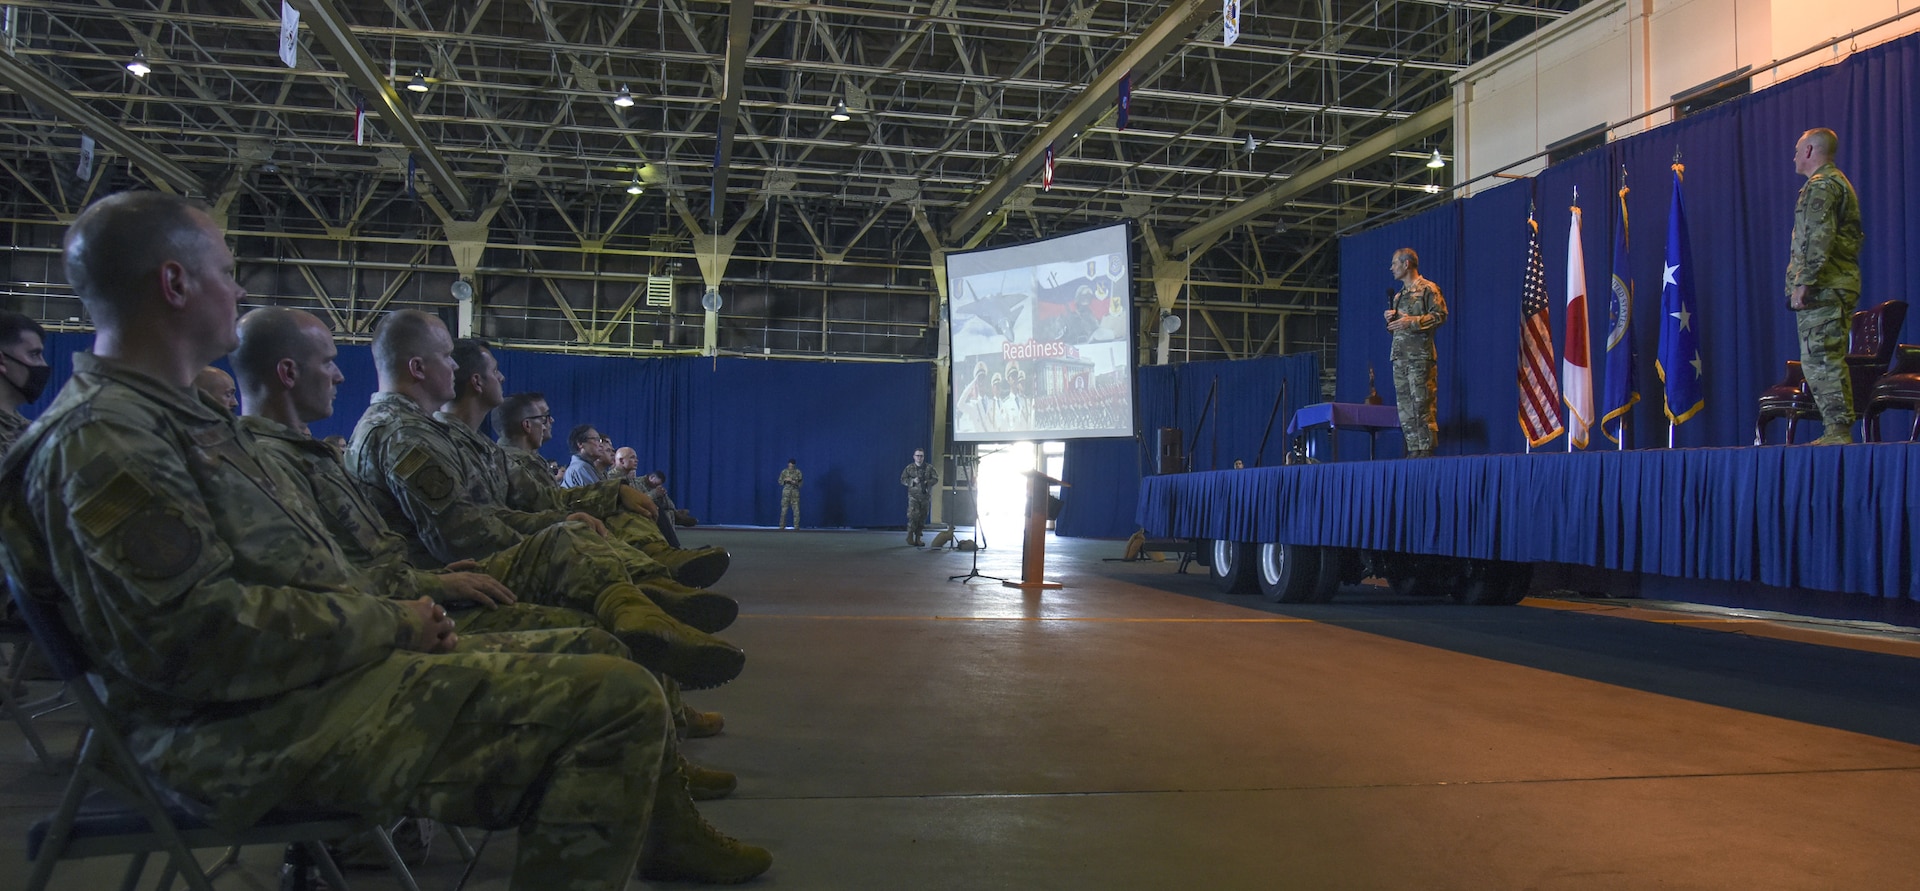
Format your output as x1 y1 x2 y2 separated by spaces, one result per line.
954 286 1027 343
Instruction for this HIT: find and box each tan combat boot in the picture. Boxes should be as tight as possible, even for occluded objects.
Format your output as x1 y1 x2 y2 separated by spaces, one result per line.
681 755 738 801
595 584 745 690
680 704 726 739
642 543 732 588
640 761 772 884
639 579 739 633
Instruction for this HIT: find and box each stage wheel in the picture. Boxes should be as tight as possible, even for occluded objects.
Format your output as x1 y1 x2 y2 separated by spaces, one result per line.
1208 540 1260 595
1256 542 1320 603
1457 560 1531 606
1309 547 1349 602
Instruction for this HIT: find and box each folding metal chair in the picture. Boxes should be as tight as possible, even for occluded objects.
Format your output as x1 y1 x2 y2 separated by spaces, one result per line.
9 575 420 891
1 607 72 773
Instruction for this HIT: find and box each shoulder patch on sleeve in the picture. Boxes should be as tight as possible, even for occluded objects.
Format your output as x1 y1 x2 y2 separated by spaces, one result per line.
396 446 455 501
71 468 156 539
117 505 202 579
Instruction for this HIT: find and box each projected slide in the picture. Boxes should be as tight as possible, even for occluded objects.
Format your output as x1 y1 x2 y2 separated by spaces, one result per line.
945 222 1135 442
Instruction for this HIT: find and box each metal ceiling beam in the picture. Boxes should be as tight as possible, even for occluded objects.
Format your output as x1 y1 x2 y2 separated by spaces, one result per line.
1172 100 1451 256
942 0 1210 244
289 0 471 214
0 50 209 197
709 0 756 225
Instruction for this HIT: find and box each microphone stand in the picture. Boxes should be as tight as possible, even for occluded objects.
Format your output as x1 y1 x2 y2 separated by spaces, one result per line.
948 450 1008 584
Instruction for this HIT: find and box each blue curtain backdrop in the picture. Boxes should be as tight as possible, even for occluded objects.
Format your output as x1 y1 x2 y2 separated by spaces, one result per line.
1339 32 1920 453
1057 353 1321 539
23 332 931 529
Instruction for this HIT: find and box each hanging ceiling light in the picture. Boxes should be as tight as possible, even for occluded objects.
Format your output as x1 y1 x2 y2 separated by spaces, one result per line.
613 85 635 108
407 70 430 93
626 173 644 196
1243 133 1257 154
1427 149 1446 169
1159 309 1182 334
125 51 151 78
829 99 851 122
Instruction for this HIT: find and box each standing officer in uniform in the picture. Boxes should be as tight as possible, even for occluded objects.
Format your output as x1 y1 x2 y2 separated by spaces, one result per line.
1786 127 1864 445
778 459 803 529
1383 247 1447 458
900 448 940 546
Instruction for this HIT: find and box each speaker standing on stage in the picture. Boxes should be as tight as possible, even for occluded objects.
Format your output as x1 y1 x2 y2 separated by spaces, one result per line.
1785 127 1864 445
1384 247 1448 458
900 448 940 546
778 459 803 529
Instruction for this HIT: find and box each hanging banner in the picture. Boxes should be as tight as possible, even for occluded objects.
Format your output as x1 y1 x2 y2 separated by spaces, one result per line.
279 1 300 68
76 134 95 181
1224 0 1241 47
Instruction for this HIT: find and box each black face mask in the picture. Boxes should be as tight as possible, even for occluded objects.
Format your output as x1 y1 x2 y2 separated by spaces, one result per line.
6 358 49 402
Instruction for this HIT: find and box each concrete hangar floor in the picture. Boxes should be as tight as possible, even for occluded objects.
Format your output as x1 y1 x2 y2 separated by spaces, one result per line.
7 528 1920 889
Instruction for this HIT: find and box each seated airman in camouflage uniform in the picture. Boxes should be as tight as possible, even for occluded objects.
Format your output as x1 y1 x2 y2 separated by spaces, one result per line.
345 311 742 689
435 337 727 587
232 307 745 812
0 191 769 889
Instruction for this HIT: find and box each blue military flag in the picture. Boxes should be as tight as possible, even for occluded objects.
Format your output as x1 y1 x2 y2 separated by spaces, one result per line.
1600 176 1638 442
1118 71 1132 130
1656 162 1704 426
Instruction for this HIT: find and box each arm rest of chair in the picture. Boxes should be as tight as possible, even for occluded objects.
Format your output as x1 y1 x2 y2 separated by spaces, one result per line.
1889 344 1920 375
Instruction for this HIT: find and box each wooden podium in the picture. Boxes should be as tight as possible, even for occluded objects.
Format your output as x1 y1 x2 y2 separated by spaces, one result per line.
1003 470 1067 590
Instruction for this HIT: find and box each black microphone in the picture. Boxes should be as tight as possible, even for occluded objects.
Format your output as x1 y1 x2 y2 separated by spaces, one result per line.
1385 285 1400 322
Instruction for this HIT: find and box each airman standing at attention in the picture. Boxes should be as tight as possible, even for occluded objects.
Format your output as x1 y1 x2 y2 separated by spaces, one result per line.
900 448 940 546
1785 127 1864 445
778 459 803 529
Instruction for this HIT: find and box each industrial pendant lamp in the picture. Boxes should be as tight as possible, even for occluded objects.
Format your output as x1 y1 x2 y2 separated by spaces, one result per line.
614 85 635 108
1427 149 1446 169
126 51 151 78
407 70 430 93
626 173 644 196
830 99 852 122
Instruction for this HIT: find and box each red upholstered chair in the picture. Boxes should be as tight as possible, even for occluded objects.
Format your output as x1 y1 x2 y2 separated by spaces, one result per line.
1754 361 1818 445
1863 344 1920 441
1845 300 1907 409
1756 300 1907 444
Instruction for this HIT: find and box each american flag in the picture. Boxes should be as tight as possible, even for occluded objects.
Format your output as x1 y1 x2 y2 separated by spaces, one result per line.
1519 214 1565 447
1042 143 1054 191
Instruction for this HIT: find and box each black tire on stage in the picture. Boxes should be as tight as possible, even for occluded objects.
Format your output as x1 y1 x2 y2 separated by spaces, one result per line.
1309 547 1348 603
1256 542 1321 603
1208 540 1260 595
1458 560 1532 606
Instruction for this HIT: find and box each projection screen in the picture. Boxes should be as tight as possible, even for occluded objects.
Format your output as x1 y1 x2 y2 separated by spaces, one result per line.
945 222 1135 442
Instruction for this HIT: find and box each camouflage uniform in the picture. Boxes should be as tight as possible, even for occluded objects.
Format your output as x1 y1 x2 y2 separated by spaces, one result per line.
1388 275 1447 455
900 461 940 543
486 434 684 570
243 415 599 636
0 354 668 890
778 466 802 528
0 408 27 454
1786 160 1864 437
349 394 742 688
